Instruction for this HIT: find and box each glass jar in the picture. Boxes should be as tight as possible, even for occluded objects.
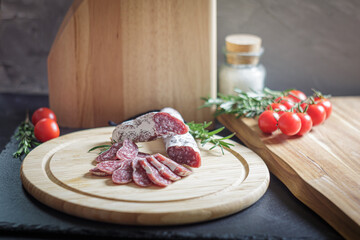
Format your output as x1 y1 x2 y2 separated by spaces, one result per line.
219 47 266 95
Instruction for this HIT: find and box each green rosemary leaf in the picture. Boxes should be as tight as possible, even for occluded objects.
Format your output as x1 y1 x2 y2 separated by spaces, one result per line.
186 121 235 155
88 144 112 152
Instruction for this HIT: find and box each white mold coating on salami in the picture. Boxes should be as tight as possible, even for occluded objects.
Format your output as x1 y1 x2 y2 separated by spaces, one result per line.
111 112 188 143
112 112 157 143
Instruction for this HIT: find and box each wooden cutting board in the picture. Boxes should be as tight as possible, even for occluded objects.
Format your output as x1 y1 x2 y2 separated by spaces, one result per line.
48 0 216 128
20 127 269 225
217 96 360 239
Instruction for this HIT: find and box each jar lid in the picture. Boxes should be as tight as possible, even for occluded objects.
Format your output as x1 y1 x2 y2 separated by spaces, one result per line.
225 34 262 53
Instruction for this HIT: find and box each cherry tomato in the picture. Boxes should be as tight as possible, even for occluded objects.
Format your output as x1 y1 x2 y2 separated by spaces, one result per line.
315 98 332 119
34 118 60 142
32 107 57 126
275 96 295 110
266 103 287 116
307 104 326 126
278 112 301 136
287 90 307 103
258 110 279 133
296 113 313 136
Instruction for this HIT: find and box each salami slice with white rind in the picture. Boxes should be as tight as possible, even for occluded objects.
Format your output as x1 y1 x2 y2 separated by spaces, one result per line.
146 155 181 181
161 107 201 167
97 160 124 174
89 167 111 176
154 153 192 177
111 112 188 143
139 158 172 187
116 139 138 160
96 142 122 162
132 158 152 187
112 160 133 184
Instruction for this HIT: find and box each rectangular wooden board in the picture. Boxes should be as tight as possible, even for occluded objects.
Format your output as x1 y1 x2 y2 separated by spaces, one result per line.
48 0 216 128
217 96 360 240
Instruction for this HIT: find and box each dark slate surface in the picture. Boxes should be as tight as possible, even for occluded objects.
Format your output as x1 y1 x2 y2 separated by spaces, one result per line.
0 93 343 240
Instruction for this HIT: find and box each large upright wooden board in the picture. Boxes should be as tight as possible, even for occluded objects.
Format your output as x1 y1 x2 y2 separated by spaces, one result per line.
218 97 360 239
48 0 216 128
20 127 269 225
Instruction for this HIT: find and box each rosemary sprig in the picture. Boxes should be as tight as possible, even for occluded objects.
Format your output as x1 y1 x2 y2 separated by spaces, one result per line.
187 121 235 154
88 144 112 155
201 88 291 118
13 112 40 159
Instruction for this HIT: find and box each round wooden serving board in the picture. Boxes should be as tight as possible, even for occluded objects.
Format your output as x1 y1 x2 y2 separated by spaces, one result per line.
21 127 269 225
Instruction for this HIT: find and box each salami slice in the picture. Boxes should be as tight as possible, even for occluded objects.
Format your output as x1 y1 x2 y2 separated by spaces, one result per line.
96 142 122 162
139 158 172 187
111 112 188 143
132 158 152 187
154 153 192 177
137 152 151 158
97 160 124 174
161 107 201 167
116 139 138 160
146 155 181 181
112 160 133 184
89 167 111 176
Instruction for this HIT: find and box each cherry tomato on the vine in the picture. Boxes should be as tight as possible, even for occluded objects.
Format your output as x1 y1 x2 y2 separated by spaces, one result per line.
296 113 313 136
274 96 295 110
258 110 279 133
32 107 57 126
315 98 332 119
266 103 287 116
34 118 60 143
307 104 326 126
287 90 307 103
278 112 301 136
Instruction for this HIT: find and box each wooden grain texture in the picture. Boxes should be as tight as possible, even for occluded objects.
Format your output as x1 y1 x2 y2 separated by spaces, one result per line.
20 127 269 225
48 0 217 128
217 96 360 240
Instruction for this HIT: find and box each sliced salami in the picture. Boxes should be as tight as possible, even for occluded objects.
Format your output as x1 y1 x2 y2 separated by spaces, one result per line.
111 112 188 143
97 160 124 174
137 152 151 158
132 158 152 187
154 153 192 177
89 167 111 176
139 158 172 187
146 155 181 181
96 142 122 162
161 107 201 167
112 160 133 184
116 139 138 160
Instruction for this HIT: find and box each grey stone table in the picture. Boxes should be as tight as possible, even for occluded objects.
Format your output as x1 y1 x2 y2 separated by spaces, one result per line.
0 93 343 240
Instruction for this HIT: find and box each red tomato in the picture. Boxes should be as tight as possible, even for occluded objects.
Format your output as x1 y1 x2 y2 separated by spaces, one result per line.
32 107 57 125
34 118 60 142
258 110 279 133
287 90 307 103
296 113 313 136
278 112 301 136
274 96 295 110
307 104 326 126
266 103 287 116
315 98 332 119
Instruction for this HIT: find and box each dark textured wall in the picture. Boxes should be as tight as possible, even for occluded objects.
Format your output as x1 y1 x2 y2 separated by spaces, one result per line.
0 0 72 94
0 0 359 96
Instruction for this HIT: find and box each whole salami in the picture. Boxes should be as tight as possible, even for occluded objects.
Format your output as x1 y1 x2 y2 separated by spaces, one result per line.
111 112 188 143
161 108 201 168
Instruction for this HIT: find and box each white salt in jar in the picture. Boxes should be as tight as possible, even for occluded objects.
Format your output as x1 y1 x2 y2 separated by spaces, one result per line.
219 34 266 95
